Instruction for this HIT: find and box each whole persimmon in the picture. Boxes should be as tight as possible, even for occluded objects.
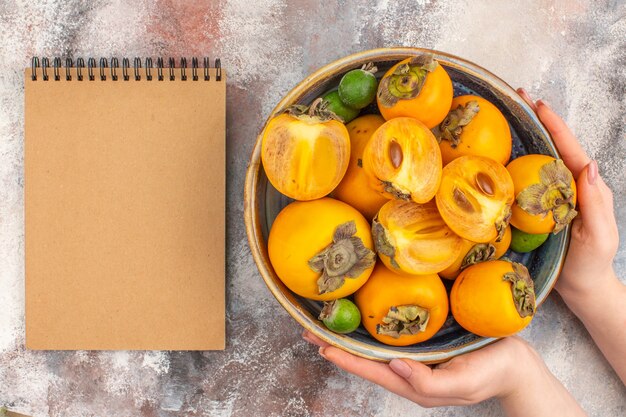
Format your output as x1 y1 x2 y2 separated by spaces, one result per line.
376 54 453 128
506 155 577 234
355 262 449 346
451 260 535 338
268 198 376 301
333 114 388 220
437 95 512 166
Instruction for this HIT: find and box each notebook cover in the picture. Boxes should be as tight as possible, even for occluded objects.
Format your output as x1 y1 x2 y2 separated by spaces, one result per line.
24 67 225 350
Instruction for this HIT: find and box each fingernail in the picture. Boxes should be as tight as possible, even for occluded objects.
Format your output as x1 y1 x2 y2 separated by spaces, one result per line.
389 359 412 378
318 346 327 359
587 160 598 185
536 99 550 109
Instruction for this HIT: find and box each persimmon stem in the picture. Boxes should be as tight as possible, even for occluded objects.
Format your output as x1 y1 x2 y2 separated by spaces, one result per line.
438 100 480 146
377 305 430 338
377 54 437 108
503 262 536 318
462 243 496 270
308 97 323 117
309 221 376 294
516 159 577 234
285 97 342 122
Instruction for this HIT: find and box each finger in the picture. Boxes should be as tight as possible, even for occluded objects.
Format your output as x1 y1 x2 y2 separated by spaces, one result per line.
435 358 453 369
516 88 537 112
320 346 418 400
302 330 330 348
390 358 470 400
576 162 617 239
535 100 590 178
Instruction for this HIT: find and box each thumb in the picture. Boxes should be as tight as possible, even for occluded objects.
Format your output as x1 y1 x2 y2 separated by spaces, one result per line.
575 161 608 236
389 358 461 397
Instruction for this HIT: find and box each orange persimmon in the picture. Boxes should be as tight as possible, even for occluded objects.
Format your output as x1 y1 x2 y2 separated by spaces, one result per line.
507 155 577 234
437 95 512 166
373 199 463 275
355 262 449 346
439 225 512 280
451 260 535 338
376 55 453 128
268 198 376 301
436 155 514 243
363 117 442 204
333 114 388 220
261 100 350 201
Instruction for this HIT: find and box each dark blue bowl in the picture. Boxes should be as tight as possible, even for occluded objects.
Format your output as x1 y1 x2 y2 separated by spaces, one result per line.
244 47 570 363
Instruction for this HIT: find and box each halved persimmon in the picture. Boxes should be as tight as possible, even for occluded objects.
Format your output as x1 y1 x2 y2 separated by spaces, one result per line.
377 55 453 128
439 225 512 280
363 117 442 204
261 99 350 201
507 155 577 234
372 199 463 275
437 95 512 166
333 115 388 220
436 155 514 243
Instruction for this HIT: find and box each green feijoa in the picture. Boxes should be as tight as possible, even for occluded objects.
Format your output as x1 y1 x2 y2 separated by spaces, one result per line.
338 63 379 109
322 90 360 123
510 227 549 253
319 299 361 334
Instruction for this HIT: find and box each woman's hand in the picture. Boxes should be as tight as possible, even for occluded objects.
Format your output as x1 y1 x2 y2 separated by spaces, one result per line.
516 89 619 300
304 331 530 408
517 88 626 385
303 330 585 416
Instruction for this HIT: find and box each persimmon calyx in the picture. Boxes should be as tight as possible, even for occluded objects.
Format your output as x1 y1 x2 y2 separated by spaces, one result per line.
495 206 512 242
503 262 536 318
309 220 376 294
516 159 577 234
372 219 400 269
437 100 480 147
381 181 411 200
377 54 437 108
318 300 336 321
286 97 343 123
461 243 496 270
377 305 430 338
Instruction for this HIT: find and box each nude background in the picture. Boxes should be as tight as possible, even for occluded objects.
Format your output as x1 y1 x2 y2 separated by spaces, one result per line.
0 1 624 416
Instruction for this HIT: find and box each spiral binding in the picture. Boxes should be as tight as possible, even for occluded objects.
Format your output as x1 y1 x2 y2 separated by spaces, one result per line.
30 56 222 82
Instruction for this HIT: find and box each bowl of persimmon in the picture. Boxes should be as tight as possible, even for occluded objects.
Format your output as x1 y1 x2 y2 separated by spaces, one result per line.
244 47 575 363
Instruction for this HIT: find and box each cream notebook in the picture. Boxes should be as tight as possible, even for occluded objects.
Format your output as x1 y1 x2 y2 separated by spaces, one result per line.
24 57 225 350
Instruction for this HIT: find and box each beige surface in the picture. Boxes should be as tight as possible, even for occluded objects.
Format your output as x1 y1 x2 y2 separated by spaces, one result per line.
24 67 225 350
0 2 624 416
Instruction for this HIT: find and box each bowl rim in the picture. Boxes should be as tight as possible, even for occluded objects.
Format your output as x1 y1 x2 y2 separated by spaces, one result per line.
243 47 570 363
